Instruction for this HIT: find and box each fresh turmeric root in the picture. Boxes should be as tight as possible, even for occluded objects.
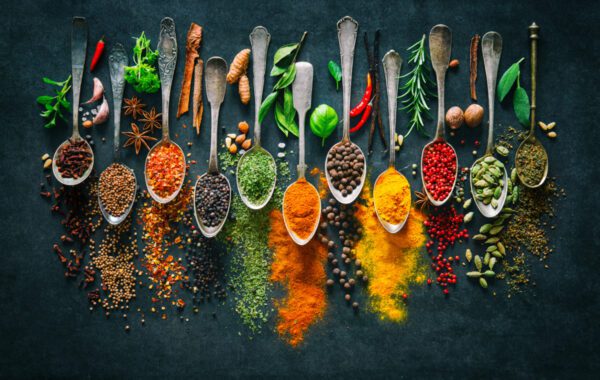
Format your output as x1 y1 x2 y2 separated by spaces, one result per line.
238 74 250 105
227 48 251 84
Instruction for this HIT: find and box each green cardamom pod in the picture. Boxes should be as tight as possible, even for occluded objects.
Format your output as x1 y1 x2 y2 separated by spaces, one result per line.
489 257 497 270
473 234 487 241
465 248 473 262
511 168 517 183
484 252 490 265
483 270 495 277
486 245 497 252
475 255 482 271
497 242 506 255
463 198 472 209
467 271 481 278
491 250 503 258
490 225 504 235
479 277 488 288
485 237 499 244
464 212 474 223
480 224 492 234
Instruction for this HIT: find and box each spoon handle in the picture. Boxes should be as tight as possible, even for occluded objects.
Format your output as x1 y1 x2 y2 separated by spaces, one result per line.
429 25 452 140
529 23 539 135
249 26 271 147
382 50 402 168
337 16 359 141
205 57 228 174
71 17 87 139
482 32 502 155
158 17 177 141
108 43 128 162
292 62 313 178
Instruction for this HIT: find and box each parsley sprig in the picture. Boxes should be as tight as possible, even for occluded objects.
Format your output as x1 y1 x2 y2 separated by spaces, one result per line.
125 32 160 94
37 75 72 129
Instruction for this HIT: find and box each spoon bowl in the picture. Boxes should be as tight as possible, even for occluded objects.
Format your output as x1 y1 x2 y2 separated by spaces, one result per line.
145 139 186 204
282 181 321 245
324 140 367 205
98 165 137 225
469 156 508 218
237 146 277 210
420 140 458 207
374 168 410 234
194 172 231 238
52 137 94 186
515 137 548 188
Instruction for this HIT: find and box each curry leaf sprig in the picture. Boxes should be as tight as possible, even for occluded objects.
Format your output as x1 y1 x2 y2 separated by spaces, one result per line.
259 32 307 138
399 34 435 138
37 75 72 128
497 58 530 127
124 32 160 94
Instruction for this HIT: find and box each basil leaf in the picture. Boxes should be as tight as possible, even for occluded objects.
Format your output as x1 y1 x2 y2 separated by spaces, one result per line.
513 85 530 127
310 104 339 146
270 64 287 77
274 101 289 137
497 58 524 102
273 43 298 67
328 61 342 90
274 64 296 90
283 88 294 124
258 92 278 123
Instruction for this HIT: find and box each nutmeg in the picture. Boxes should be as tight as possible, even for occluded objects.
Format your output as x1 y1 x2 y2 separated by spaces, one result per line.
445 106 464 130
464 104 484 128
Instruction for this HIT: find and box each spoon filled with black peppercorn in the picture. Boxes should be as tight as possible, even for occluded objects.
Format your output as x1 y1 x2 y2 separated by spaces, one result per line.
193 57 231 238
325 16 366 204
52 17 95 186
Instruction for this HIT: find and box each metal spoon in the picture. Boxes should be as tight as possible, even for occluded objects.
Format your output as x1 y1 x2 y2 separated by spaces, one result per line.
144 17 185 204
419 25 458 206
470 32 508 218
282 62 320 245
374 50 410 233
52 17 94 186
516 22 548 188
98 43 137 225
193 57 231 238
236 26 276 210
324 16 366 205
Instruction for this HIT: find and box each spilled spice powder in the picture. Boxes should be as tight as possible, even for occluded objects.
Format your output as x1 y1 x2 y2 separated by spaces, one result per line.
354 185 427 321
269 209 327 346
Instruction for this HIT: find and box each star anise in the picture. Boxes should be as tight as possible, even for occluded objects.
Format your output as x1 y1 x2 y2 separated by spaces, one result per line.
140 107 162 133
123 97 146 119
122 123 157 155
414 189 431 212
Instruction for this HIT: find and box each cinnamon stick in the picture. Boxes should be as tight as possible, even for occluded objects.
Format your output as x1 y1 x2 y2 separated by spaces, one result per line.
470 34 480 102
177 23 203 118
192 59 204 135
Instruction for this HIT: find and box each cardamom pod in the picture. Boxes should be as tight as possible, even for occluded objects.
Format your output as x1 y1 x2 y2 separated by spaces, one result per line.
484 252 490 265
479 277 488 288
489 257 497 270
475 255 482 271
483 270 495 278
486 245 497 252
489 225 504 235
485 237 499 244
491 250 503 259
467 271 481 278
473 234 487 241
480 224 492 234
465 248 473 262
511 168 517 183
463 198 472 209
464 212 474 223
497 242 506 255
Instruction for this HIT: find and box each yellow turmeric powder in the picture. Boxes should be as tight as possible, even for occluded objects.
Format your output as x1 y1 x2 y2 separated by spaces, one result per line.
282 178 320 241
354 183 427 321
374 167 411 225
269 209 327 347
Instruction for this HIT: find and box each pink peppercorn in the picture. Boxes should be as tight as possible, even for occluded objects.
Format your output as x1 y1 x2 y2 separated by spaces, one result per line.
422 141 457 201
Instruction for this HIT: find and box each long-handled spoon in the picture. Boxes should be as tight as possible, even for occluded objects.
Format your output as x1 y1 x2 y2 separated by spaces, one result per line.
282 62 320 245
420 25 458 206
52 17 94 186
516 23 548 188
98 43 137 225
374 50 410 233
324 16 366 204
470 32 508 218
193 57 231 238
144 17 185 204
236 26 276 210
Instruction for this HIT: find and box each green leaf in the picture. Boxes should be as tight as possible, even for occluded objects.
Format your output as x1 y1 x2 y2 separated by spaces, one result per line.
274 101 289 137
270 65 287 77
258 92 278 123
513 85 530 127
273 43 298 67
274 64 296 90
36 95 54 105
42 77 61 86
283 88 294 124
497 58 524 102
310 104 339 146
327 61 342 90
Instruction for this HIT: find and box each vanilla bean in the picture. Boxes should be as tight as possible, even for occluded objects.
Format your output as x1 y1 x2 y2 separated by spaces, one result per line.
470 34 480 102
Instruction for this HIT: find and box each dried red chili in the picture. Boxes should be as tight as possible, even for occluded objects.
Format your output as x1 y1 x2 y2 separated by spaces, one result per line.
90 36 105 72
146 143 185 199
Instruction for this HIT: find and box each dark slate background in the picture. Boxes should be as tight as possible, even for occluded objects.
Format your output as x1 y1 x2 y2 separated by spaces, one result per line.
1 0 599 378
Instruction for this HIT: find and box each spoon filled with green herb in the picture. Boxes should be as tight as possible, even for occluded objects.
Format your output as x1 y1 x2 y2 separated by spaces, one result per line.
470 31 508 218
515 23 548 188
237 26 277 210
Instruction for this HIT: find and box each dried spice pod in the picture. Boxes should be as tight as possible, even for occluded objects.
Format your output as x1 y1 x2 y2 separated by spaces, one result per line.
177 22 203 118
227 48 251 84
470 34 480 101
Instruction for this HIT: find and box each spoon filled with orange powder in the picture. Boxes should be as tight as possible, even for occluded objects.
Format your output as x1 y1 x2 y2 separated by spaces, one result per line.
282 62 321 245
373 51 411 233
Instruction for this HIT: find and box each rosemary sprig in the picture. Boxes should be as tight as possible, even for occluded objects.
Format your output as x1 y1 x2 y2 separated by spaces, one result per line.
399 35 435 138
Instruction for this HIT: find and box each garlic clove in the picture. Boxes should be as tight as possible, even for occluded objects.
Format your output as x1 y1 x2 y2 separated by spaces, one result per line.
84 77 104 104
92 96 109 125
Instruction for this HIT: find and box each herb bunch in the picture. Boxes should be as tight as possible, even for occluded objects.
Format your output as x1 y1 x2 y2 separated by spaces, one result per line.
497 58 530 127
37 76 72 128
399 35 435 138
125 32 160 94
259 32 307 138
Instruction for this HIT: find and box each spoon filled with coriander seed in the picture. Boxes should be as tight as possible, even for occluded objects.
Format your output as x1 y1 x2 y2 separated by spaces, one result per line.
470 31 508 218
193 57 231 238
373 50 411 233
325 16 366 204
515 22 548 188
98 43 137 225
236 26 277 210
282 62 321 245
52 17 95 186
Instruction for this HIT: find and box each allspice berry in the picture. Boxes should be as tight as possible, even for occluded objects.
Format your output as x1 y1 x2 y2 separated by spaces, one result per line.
464 104 484 128
445 106 464 130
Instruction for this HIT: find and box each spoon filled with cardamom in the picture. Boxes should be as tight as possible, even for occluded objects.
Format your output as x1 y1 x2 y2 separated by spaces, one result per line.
470 31 508 218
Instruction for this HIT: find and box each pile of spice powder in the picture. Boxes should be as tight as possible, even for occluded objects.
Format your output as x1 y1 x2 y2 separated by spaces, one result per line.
373 167 411 225
269 209 327 346
515 142 547 187
354 185 427 321
146 142 185 199
140 185 191 307
282 178 320 241
237 149 276 205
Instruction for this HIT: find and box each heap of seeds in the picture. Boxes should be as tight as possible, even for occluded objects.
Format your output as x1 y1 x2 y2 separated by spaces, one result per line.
194 174 230 228
55 139 93 179
99 163 136 217
515 142 547 187
326 141 365 197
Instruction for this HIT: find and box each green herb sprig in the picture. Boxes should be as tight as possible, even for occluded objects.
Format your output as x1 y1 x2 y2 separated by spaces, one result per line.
497 58 530 127
327 61 342 90
259 32 307 138
124 32 160 94
37 75 72 128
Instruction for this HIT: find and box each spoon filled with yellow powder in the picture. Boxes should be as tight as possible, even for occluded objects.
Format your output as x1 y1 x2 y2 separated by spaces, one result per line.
373 51 411 233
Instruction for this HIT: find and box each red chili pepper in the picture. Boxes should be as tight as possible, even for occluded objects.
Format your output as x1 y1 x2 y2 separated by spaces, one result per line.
350 73 372 117
89 36 105 72
350 100 373 133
